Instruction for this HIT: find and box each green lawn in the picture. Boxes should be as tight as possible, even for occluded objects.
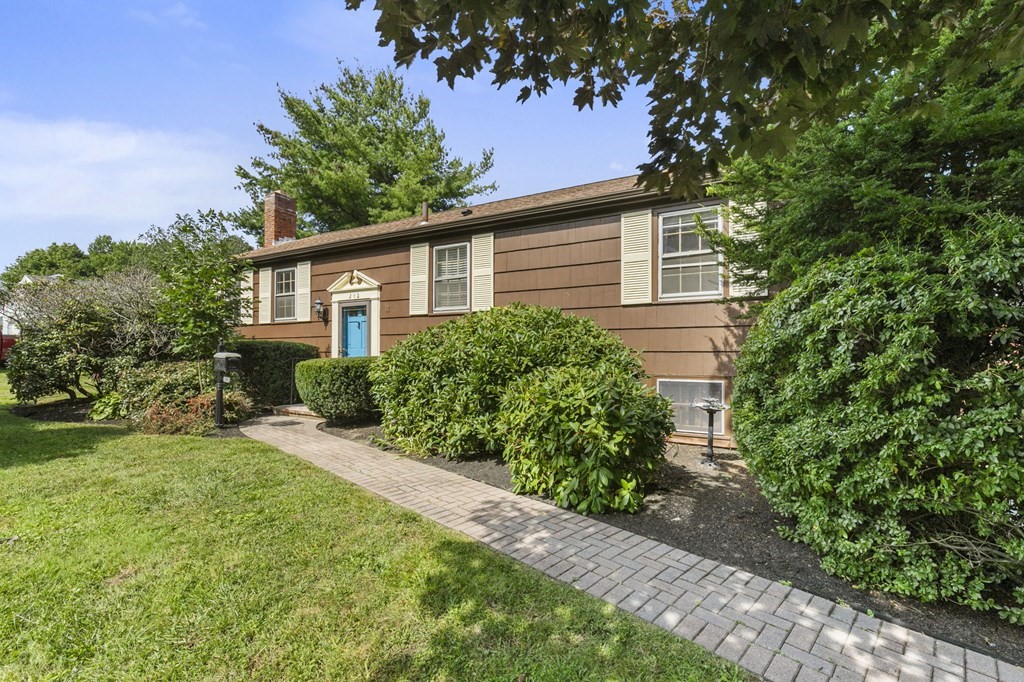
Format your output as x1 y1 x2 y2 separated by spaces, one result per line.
0 370 746 681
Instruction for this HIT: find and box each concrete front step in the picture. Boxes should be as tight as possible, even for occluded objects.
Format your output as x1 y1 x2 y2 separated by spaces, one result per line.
271 403 321 419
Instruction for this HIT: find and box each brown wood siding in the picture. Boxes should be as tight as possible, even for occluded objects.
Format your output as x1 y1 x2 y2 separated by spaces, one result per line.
241 202 749 444
243 244 454 356
493 213 749 382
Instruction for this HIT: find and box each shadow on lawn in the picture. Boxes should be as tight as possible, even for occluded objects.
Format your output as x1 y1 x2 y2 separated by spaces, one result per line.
0 408 128 470
366 536 626 681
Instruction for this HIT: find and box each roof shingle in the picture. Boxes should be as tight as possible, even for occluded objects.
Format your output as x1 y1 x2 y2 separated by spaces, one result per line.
242 175 646 260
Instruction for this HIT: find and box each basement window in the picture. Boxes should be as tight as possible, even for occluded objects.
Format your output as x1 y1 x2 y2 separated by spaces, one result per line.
657 379 725 434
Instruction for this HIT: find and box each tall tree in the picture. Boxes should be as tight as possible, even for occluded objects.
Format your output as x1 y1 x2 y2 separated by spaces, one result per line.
86 235 153 276
709 61 1024 292
355 0 1024 195
145 212 251 359
1 242 94 289
232 65 496 244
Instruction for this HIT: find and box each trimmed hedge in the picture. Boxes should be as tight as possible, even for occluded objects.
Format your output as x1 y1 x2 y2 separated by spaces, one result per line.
295 357 377 423
370 303 644 458
230 340 320 407
497 365 673 514
734 215 1024 621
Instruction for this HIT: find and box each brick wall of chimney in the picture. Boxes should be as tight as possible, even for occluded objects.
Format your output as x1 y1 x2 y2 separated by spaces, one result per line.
264 191 297 247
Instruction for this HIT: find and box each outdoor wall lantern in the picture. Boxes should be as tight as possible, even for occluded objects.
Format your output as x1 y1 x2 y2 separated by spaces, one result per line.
690 397 730 468
314 298 329 324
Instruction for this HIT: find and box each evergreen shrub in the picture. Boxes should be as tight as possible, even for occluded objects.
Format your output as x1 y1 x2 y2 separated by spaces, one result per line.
734 215 1024 620
369 303 644 458
295 357 377 423
496 365 673 513
102 360 212 429
231 340 320 407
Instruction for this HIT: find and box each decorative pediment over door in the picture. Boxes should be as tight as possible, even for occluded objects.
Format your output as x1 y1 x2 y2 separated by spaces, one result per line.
326 270 381 297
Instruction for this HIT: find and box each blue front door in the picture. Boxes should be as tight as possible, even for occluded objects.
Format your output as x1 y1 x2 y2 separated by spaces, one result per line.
342 305 368 357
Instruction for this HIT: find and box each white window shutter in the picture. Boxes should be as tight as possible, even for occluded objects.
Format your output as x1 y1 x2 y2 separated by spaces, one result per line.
620 210 652 305
471 233 494 311
409 243 429 315
258 267 272 324
296 261 312 321
725 201 768 298
242 270 254 323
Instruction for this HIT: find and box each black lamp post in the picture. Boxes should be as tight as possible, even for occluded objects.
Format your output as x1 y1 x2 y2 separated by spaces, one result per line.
690 397 729 467
213 342 242 428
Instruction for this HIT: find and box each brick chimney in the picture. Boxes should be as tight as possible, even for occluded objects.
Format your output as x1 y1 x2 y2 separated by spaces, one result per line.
264 191 297 247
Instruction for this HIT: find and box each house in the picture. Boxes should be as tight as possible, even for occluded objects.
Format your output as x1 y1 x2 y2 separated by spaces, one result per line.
0 298 17 339
19 274 63 285
239 176 758 446
0 292 16 361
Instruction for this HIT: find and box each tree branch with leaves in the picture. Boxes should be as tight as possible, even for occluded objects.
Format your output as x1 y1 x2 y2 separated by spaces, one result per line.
353 0 1024 196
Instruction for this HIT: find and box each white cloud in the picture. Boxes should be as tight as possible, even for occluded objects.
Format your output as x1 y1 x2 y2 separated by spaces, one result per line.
130 2 205 30
0 114 244 233
283 2 385 62
609 162 625 171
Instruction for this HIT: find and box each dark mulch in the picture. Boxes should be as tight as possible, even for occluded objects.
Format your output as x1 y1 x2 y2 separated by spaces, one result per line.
203 425 249 439
11 400 96 423
320 421 1024 667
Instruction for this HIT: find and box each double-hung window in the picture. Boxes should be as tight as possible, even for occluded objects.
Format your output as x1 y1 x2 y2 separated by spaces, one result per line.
274 268 296 320
433 243 469 311
660 208 721 298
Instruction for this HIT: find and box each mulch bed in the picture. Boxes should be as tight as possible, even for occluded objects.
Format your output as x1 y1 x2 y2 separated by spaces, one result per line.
9 400 249 438
320 421 1024 667
11 400 95 423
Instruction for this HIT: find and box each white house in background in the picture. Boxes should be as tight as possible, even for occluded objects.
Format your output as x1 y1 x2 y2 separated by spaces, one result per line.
19 274 63 285
0 311 16 338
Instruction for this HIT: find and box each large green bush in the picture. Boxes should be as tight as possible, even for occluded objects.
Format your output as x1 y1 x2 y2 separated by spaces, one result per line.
734 214 1024 620
295 357 377 423
7 334 89 402
231 340 320 407
5 269 175 403
370 304 644 457
497 365 673 513
7 296 118 402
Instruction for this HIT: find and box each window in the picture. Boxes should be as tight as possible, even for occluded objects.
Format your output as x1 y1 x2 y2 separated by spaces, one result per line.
274 268 296 320
657 380 725 434
659 208 721 298
433 243 469 310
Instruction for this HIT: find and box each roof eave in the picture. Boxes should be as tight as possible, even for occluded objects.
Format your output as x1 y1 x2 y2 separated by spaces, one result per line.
242 186 665 264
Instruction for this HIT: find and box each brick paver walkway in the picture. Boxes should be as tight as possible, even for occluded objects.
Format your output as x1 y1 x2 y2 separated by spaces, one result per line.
240 415 1024 682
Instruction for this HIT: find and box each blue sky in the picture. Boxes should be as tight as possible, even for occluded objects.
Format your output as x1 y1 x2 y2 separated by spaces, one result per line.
0 1 652 271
